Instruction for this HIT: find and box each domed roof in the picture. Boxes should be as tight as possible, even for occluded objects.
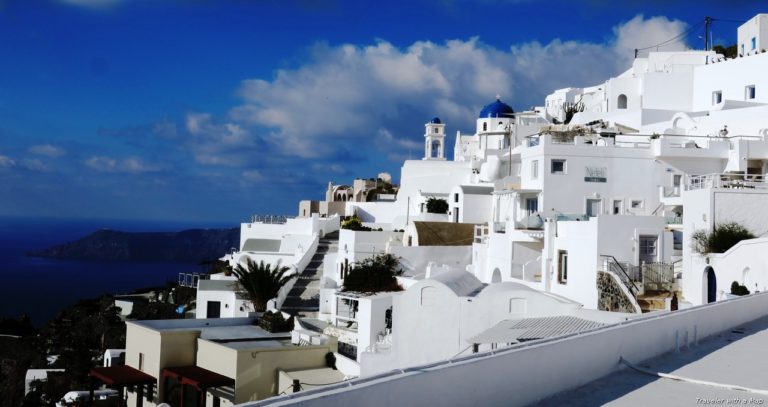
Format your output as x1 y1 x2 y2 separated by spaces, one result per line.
430 117 442 124
479 98 514 118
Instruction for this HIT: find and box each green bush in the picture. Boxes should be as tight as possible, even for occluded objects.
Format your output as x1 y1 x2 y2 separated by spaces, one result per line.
341 216 372 231
691 222 756 254
426 197 449 214
342 253 403 294
730 281 750 296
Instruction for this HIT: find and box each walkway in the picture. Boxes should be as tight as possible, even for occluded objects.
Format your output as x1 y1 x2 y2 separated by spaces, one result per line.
282 231 338 315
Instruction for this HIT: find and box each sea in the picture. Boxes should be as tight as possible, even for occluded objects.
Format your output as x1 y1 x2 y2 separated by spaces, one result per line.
0 216 234 326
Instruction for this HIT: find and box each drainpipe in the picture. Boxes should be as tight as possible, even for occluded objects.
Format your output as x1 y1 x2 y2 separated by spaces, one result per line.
543 217 556 292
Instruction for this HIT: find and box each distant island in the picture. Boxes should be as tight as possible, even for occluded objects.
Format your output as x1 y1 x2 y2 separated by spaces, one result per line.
30 228 239 262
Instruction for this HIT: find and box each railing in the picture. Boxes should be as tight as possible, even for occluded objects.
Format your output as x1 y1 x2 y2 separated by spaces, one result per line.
555 213 589 222
248 215 293 224
522 256 542 282
660 186 681 198
640 262 675 286
600 255 639 297
338 341 358 361
525 137 540 147
493 221 507 233
686 173 768 191
665 215 683 225
178 273 207 288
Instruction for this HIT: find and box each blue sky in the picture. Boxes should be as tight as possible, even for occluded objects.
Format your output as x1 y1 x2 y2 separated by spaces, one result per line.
0 0 763 223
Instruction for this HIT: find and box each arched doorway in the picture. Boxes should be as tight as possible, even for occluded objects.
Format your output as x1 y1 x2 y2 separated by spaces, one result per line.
617 94 628 109
491 268 502 283
705 266 717 303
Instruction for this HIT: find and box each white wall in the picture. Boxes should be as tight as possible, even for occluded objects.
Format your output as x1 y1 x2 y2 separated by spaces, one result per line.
692 53 768 112
390 245 472 279
737 14 768 56
247 292 768 407
521 135 662 218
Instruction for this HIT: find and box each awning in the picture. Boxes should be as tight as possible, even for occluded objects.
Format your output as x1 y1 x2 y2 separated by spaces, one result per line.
162 366 234 390
90 365 156 387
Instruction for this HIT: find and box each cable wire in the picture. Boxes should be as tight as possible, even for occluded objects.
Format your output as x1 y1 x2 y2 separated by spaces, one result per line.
635 20 705 52
620 357 768 395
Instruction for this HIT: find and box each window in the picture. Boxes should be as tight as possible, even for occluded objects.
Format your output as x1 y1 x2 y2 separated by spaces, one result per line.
509 298 527 313
712 91 722 105
557 251 568 284
639 235 658 264
434 127 439 134
746 85 756 100
482 122 487 131
586 199 602 217
551 159 566 174
630 199 644 210
138 353 144 371
752 37 757 50
617 94 628 109
612 199 623 215
741 44 745 56
525 198 538 215
431 139 441 158
421 287 437 306
531 160 539 179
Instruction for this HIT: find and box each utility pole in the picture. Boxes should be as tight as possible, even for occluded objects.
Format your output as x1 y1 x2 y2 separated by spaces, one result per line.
704 16 712 51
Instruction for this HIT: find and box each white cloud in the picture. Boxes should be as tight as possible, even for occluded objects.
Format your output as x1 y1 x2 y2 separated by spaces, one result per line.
184 113 257 167
375 128 423 161
241 170 264 183
0 155 15 168
85 156 164 173
20 158 49 172
29 144 66 158
222 15 688 160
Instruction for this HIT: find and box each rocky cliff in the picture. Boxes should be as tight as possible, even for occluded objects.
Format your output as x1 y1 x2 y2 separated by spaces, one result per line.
30 228 239 262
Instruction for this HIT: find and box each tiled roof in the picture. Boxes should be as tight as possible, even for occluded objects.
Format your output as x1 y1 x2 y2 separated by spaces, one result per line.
469 316 605 344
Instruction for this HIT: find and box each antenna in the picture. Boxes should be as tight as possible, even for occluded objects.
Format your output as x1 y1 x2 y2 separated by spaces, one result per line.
704 16 712 51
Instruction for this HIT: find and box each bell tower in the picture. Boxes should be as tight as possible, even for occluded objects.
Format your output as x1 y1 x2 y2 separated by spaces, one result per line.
423 117 445 160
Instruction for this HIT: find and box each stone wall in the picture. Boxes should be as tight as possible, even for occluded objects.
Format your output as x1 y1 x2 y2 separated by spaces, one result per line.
597 271 637 313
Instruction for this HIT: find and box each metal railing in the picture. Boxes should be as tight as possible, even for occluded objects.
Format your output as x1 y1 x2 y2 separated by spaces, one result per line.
601 255 639 297
178 272 206 288
338 341 358 361
639 262 675 286
665 215 683 225
248 215 294 224
686 173 768 191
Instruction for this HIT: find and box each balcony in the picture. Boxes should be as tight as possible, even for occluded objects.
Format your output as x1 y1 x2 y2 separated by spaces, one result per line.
686 173 768 191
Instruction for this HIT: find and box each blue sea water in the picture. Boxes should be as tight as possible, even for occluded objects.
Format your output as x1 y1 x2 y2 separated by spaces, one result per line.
0 216 233 326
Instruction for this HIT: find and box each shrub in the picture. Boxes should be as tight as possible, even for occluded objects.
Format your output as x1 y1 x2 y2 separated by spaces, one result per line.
341 216 372 231
342 253 403 294
426 197 449 214
691 222 756 254
730 281 750 296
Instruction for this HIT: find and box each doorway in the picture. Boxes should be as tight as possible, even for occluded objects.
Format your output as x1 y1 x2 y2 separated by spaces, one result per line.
207 301 221 318
705 266 717 303
586 199 602 217
639 235 658 264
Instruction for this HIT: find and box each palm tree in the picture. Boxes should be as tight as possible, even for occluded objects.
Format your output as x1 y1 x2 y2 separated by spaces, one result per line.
231 258 295 312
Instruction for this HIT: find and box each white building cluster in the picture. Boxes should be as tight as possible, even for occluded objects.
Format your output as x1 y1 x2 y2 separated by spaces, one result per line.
98 14 768 406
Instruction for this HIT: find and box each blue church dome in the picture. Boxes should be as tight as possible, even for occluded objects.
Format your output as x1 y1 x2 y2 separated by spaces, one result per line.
430 117 442 124
479 98 514 118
